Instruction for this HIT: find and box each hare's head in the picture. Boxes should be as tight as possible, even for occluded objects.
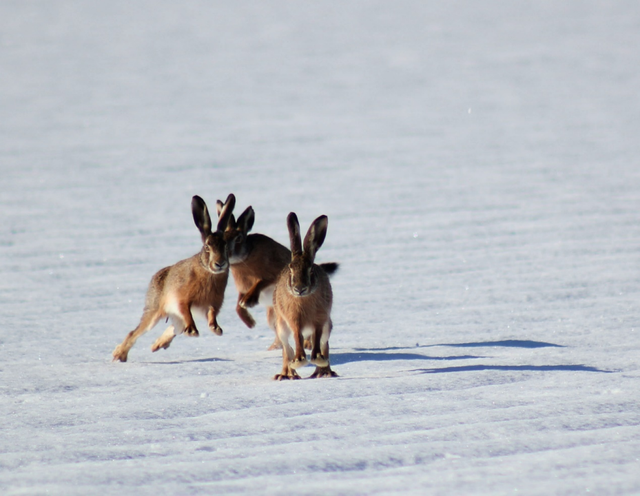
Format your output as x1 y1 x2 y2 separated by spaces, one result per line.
192 194 236 274
217 203 255 264
286 212 328 297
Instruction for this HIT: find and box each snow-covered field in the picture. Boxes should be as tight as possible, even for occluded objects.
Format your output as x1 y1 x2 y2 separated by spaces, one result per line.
2 1 640 494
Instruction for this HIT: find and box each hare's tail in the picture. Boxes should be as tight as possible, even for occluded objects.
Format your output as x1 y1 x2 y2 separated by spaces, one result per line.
319 262 339 276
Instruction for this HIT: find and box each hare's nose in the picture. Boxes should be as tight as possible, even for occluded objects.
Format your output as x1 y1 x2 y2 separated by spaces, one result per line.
215 261 228 271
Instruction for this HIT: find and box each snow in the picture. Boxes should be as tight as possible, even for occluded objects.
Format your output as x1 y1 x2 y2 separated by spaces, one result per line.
2 0 640 494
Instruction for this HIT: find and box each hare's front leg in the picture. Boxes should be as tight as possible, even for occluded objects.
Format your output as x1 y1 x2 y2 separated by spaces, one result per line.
289 321 308 370
310 321 338 378
239 280 268 308
274 316 300 380
207 306 223 336
176 301 199 336
235 293 256 328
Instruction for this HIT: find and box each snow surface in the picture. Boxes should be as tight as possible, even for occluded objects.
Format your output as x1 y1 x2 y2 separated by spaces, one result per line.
2 1 640 494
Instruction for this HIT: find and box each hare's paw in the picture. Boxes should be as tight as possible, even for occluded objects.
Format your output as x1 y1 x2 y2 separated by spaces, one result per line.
274 369 301 381
112 345 128 362
240 292 260 309
184 326 200 337
289 356 308 370
310 353 329 367
310 366 338 379
209 324 223 336
267 339 283 351
151 338 172 352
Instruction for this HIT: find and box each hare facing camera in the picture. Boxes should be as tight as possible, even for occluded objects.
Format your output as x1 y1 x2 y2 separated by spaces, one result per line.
112 194 235 362
272 212 338 380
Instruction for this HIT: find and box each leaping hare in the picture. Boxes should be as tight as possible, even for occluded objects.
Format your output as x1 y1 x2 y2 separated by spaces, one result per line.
272 212 338 380
112 194 235 362
218 201 338 351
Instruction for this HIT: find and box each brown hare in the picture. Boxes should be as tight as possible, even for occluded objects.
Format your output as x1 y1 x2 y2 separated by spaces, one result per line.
218 201 338 351
272 212 338 380
112 194 235 362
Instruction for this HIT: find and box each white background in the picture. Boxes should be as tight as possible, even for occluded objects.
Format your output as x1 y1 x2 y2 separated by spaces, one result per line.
1 1 639 494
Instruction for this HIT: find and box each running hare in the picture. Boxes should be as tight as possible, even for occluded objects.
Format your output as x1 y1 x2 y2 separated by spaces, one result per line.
272 212 338 380
112 194 235 362
219 202 338 351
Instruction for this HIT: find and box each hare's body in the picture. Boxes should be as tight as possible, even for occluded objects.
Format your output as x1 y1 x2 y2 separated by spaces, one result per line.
112 194 235 362
272 213 338 380
219 203 339 351
228 232 290 347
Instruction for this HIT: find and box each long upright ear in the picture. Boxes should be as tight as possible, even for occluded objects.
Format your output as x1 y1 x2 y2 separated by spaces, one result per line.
287 212 302 257
216 200 224 217
236 206 255 234
216 193 236 232
192 195 212 241
303 215 328 262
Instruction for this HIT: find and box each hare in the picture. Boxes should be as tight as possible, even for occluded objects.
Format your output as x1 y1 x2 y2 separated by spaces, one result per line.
272 212 338 380
112 194 235 362
218 201 338 351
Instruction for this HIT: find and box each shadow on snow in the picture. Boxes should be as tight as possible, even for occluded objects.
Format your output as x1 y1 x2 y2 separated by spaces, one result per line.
354 340 564 352
142 357 232 365
413 364 612 374
330 351 481 366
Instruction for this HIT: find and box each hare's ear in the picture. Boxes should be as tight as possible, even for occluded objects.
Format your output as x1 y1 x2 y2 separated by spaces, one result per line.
226 214 237 231
192 195 212 241
216 200 224 217
303 215 328 262
236 206 255 234
287 212 302 256
216 193 236 232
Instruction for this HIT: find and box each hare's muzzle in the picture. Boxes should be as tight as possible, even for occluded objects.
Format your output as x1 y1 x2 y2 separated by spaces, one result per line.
213 261 229 273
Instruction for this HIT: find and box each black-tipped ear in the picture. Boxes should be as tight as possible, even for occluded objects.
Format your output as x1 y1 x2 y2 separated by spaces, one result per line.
216 193 236 232
215 200 224 217
192 195 212 240
303 215 328 262
287 212 302 257
236 206 255 234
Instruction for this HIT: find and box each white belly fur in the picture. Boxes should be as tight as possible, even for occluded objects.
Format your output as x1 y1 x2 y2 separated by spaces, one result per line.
258 285 275 307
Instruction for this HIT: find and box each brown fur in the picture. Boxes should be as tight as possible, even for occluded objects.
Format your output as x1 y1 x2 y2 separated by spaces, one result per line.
272 213 338 380
112 194 235 362
220 203 339 351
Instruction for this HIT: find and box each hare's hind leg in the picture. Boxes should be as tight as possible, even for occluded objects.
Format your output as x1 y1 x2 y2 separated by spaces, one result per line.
274 316 300 380
310 320 338 378
113 310 162 362
266 306 282 350
151 315 185 352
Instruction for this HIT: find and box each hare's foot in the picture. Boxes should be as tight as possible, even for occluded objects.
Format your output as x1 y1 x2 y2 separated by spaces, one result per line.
289 356 308 370
267 338 283 351
310 353 329 367
112 344 129 362
151 326 175 352
310 366 338 378
184 326 200 337
274 368 301 381
209 324 223 336
151 337 172 352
